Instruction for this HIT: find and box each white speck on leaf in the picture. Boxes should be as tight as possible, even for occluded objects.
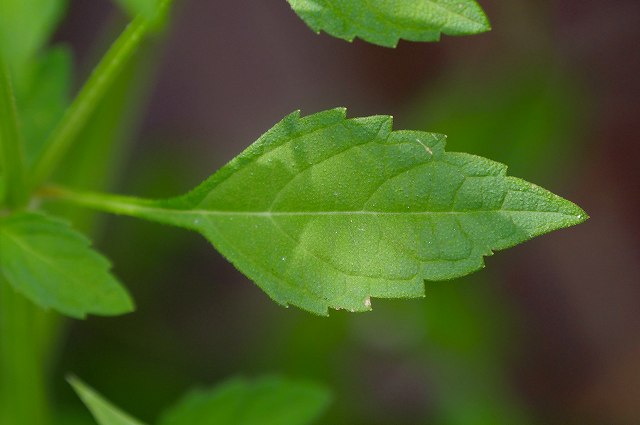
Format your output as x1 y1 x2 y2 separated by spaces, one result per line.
415 138 433 157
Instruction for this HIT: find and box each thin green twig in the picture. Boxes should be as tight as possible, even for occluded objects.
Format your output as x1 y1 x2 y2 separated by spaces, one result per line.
29 0 173 190
29 16 150 189
0 57 27 208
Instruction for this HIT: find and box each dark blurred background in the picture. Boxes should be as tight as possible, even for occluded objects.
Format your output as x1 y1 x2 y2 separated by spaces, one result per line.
49 1 640 424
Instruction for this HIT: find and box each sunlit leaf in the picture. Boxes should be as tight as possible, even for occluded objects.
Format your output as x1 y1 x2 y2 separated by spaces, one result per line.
0 212 133 318
57 109 587 315
287 0 490 47
158 377 330 425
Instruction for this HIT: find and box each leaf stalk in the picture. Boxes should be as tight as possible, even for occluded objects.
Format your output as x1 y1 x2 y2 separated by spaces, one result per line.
0 57 27 208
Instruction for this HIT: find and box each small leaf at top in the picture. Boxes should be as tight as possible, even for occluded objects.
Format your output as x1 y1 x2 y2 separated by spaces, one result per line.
158 376 331 425
57 108 587 315
68 376 146 425
286 0 491 47
0 211 133 318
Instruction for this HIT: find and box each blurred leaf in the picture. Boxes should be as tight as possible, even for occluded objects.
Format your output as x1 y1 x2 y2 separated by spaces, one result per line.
287 0 490 47
55 108 586 315
30 0 174 188
0 212 133 318
0 0 67 87
111 0 169 27
0 55 27 207
113 0 157 19
68 376 147 425
18 46 72 165
47 39 156 236
158 376 331 425
410 67 582 183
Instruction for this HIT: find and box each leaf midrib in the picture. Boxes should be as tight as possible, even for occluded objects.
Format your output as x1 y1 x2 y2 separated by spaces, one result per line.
108 199 578 219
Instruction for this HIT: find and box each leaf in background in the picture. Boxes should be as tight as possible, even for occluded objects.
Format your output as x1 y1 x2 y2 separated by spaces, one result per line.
58 109 587 315
408 66 583 184
18 46 72 165
158 377 330 425
286 0 490 47
113 0 155 19
112 0 169 28
68 376 146 425
0 0 67 87
0 212 133 318
30 0 174 188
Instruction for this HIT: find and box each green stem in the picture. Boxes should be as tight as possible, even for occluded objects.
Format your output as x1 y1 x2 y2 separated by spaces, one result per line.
43 184 162 217
0 57 27 208
0 278 55 425
30 0 173 190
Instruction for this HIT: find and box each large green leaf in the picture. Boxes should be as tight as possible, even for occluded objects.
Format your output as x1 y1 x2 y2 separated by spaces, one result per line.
158 377 330 425
0 212 133 318
54 109 587 315
68 376 146 425
287 0 490 47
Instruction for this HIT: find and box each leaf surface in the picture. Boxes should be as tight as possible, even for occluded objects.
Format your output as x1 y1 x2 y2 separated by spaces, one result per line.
61 109 587 315
158 376 330 425
68 376 146 425
0 212 133 318
287 0 490 47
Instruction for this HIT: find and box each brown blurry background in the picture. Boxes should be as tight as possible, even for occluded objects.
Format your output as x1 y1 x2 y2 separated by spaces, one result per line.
51 1 640 424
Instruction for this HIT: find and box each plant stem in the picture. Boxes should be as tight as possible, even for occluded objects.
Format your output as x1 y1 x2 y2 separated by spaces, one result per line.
29 0 174 190
29 17 149 190
0 57 27 208
0 278 55 425
43 184 161 217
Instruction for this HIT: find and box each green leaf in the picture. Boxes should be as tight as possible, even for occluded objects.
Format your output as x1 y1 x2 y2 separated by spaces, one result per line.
18 46 72 166
51 109 587 315
0 56 27 208
29 0 174 189
159 376 331 425
68 376 147 425
112 0 169 26
114 0 156 18
286 0 490 47
0 211 133 318
0 0 67 86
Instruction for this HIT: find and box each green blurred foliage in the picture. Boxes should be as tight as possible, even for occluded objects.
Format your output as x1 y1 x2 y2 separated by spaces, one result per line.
53 60 584 425
158 376 330 425
408 64 583 184
0 1 587 424
0 0 67 89
18 47 72 165
69 376 146 425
